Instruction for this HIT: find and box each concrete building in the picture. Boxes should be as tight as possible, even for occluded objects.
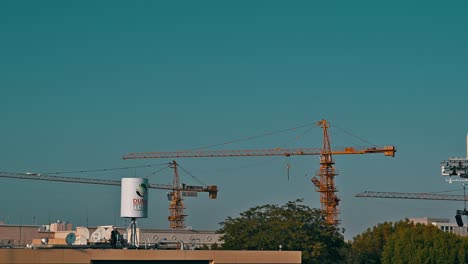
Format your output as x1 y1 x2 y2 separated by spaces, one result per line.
0 224 40 246
409 217 468 236
137 227 221 248
0 223 301 264
0 249 302 264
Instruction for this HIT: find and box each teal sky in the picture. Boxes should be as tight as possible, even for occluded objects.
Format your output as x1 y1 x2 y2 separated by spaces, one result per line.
1 1 467 240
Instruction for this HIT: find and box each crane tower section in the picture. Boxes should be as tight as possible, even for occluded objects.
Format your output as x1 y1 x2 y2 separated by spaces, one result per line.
311 120 340 224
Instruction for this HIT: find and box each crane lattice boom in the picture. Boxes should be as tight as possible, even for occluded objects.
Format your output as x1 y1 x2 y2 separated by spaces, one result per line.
356 191 468 201
0 172 173 189
123 146 395 159
0 172 217 194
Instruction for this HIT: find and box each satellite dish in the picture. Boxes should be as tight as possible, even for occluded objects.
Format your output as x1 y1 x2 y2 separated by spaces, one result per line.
76 227 90 240
65 233 76 246
90 231 102 243
74 236 88 245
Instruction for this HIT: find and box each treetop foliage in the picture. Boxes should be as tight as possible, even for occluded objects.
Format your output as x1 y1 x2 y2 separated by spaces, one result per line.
351 220 468 264
217 199 345 264
215 199 468 264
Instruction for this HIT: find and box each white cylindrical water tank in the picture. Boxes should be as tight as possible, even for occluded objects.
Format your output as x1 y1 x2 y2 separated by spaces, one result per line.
121 178 149 218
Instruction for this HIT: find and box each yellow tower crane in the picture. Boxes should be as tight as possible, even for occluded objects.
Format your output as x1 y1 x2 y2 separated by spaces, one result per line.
123 119 396 225
167 160 218 229
0 162 218 229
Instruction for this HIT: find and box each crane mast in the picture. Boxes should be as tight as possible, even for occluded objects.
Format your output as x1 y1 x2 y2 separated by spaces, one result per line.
123 119 396 225
313 120 340 224
168 161 186 229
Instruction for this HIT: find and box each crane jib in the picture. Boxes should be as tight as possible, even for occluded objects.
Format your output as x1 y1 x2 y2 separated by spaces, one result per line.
122 146 396 159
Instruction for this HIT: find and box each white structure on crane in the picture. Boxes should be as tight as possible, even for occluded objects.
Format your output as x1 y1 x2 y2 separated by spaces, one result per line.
441 134 468 182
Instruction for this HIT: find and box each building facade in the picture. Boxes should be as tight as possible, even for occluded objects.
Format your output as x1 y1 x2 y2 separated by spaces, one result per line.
0 222 221 248
409 217 468 236
0 249 302 264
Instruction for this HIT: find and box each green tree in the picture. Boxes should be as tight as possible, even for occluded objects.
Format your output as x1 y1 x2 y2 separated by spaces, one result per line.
351 219 468 264
350 221 395 264
217 199 345 264
381 222 468 264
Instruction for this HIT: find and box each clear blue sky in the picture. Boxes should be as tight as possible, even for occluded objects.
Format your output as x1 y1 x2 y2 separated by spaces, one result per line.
1 1 467 240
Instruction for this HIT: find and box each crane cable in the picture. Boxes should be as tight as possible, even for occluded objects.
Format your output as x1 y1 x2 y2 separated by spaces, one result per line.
41 163 170 175
329 122 379 147
176 163 207 187
188 122 318 180
189 122 317 151
429 188 465 194
279 125 317 181
144 163 173 179
278 125 317 148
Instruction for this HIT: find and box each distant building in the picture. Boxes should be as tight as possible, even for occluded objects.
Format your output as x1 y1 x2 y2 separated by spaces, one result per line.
0 224 40 246
0 221 221 248
137 227 221 248
49 220 73 232
409 217 468 236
